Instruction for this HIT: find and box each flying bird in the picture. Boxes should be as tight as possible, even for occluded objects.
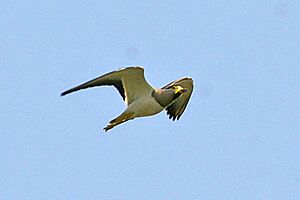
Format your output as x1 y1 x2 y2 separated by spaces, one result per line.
61 66 193 131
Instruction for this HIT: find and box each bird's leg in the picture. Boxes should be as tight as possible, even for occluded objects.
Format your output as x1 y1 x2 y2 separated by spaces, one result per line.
103 112 135 132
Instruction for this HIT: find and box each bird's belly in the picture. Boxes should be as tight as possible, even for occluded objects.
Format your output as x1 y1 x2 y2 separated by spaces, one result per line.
128 97 164 117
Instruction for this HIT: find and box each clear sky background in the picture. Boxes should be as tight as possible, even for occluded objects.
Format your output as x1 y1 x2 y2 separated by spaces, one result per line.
1 1 300 199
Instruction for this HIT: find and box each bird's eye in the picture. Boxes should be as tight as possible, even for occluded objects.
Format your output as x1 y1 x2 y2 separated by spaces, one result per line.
172 86 176 89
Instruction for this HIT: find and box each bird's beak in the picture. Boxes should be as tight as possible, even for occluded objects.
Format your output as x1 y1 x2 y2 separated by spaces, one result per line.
175 86 187 94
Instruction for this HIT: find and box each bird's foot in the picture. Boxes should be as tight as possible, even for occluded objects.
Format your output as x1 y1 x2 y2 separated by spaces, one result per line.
103 123 114 132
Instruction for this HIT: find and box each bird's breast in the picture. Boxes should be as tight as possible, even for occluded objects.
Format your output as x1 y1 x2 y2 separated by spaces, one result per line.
127 96 164 117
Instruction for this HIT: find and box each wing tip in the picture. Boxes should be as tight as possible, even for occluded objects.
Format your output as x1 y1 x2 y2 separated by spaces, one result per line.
167 112 181 121
60 89 70 96
60 89 73 97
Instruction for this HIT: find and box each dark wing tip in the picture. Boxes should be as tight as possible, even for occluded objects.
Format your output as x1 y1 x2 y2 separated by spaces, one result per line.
166 107 182 121
167 113 180 121
60 88 75 97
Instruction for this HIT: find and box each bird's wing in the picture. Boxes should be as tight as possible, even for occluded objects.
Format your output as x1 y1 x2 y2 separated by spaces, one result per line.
61 66 153 105
162 77 194 120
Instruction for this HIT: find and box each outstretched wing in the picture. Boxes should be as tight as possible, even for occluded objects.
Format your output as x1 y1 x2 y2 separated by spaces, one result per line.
162 77 193 120
61 66 153 105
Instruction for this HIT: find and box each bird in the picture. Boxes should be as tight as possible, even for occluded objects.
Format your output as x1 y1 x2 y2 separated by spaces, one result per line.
61 66 193 131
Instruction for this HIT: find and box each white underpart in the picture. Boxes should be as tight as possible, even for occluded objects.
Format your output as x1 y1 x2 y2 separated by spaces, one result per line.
125 95 164 118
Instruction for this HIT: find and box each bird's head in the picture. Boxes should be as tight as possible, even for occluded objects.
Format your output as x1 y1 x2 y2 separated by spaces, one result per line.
152 85 188 107
170 85 188 100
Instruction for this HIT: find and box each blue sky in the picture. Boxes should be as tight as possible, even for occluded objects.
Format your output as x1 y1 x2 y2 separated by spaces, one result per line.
1 1 300 199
